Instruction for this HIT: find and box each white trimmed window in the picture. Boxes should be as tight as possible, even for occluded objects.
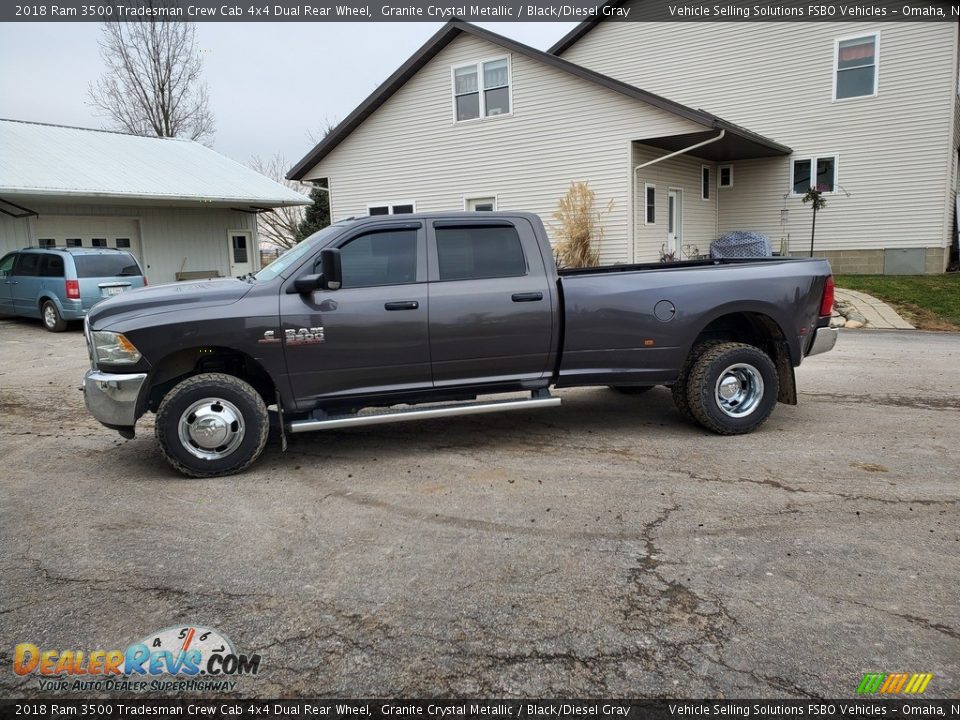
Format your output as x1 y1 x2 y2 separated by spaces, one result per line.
719 165 733 188
465 196 497 211
701 166 711 201
453 57 511 122
791 155 838 195
644 184 656 224
834 33 879 100
367 201 415 216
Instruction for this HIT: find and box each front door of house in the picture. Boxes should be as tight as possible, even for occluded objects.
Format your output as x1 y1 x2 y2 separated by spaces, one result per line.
228 231 254 277
667 189 682 256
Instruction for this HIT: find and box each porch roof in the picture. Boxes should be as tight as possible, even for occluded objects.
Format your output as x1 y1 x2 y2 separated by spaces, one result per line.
638 121 791 162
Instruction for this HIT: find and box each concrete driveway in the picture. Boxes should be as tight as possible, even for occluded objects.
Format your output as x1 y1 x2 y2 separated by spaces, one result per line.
0 317 957 698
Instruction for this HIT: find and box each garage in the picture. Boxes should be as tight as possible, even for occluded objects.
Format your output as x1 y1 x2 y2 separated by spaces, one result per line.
0 118 309 284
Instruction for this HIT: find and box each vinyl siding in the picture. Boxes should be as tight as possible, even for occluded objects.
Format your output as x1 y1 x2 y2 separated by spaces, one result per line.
562 20 959 253
303 33 708 264
0 201 258 284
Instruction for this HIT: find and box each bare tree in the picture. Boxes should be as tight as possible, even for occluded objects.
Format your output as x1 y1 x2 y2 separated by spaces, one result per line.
249 155 312 250
88 13 214 143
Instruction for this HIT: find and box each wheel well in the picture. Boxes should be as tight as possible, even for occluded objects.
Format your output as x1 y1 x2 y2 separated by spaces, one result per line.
689 312 797 405
144 347 276 413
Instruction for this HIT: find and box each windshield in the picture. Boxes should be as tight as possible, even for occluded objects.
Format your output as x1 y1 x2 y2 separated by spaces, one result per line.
253 224 344 282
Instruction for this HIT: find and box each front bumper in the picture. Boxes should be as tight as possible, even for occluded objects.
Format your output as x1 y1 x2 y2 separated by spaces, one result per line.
83 370 147 428
806 326 839 357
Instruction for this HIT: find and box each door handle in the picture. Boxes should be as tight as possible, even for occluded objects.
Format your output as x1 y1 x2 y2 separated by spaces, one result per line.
385 301 419 311
511 292 543 302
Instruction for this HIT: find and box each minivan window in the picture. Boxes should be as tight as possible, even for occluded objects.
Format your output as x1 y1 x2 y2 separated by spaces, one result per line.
435 225 526 281
13 253 42 276
73 253 142 278
39 255 65 277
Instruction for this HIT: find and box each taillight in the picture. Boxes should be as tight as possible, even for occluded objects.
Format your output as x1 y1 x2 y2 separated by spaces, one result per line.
820 275 835 317
65 279 80 300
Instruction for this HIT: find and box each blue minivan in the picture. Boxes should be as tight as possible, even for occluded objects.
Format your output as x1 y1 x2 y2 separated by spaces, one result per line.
0 247 146 331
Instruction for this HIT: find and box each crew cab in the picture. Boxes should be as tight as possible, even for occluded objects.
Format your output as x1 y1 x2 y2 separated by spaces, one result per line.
82 212 837 477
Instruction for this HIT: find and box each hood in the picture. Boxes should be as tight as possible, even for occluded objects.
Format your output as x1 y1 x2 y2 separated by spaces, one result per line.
88 278 254 329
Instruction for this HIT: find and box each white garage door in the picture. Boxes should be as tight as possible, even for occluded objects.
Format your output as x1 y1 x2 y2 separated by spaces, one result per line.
34 216 143 267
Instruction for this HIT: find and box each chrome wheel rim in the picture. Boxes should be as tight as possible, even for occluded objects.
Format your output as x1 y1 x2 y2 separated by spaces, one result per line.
177 398 245 460
714 363 764 418
43 304 57 328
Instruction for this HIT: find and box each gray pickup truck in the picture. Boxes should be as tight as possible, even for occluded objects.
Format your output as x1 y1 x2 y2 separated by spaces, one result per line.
83 212 837 477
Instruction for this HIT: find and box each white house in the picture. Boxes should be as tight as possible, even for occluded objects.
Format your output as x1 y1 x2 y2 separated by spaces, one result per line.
0 119 310 284
288 19 959 274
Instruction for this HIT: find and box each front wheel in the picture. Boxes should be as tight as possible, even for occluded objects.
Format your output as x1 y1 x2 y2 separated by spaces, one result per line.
155 373 269 478
685 342 778 435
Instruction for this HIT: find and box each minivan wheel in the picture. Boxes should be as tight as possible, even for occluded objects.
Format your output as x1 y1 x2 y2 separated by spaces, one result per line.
155 373 269 478
685 342 778 435
41 300 67 332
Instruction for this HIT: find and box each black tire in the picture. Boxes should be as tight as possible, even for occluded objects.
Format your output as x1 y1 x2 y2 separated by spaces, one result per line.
155 373 269 478
609 385 654 395
671 340 724 417
685 342 779 435
41 300 67 332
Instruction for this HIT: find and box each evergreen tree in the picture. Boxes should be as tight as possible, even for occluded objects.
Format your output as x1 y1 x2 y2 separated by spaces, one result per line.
296 185 331 242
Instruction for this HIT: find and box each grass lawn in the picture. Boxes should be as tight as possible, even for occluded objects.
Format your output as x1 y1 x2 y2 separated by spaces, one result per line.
834 274 960 331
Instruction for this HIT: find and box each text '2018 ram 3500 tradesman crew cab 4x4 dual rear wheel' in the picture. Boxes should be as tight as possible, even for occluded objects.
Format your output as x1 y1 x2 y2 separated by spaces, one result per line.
82 212 838 478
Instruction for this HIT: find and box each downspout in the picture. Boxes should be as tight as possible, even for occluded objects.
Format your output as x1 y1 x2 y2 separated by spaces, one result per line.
633 129 725 172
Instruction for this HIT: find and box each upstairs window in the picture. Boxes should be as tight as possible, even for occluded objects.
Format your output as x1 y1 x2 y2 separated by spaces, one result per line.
66 238 82 247
453 57 511 122
835 34 879 100
791 155 838 195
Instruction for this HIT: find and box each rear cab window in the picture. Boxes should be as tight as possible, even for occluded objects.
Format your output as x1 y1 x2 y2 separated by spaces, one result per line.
434 225 527 281
73 253 142 278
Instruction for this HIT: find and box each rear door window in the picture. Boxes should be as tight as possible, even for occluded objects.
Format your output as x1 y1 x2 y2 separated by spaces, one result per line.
435 225 527 281
73 253 142 278
39 255 65 277
13 253 42 276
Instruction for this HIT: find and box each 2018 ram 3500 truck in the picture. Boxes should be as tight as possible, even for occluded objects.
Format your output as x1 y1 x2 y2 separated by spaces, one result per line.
83 212 837 477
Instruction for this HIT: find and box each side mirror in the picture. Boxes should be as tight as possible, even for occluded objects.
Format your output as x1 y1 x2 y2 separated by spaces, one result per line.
319 248 342 290
294 274 323 294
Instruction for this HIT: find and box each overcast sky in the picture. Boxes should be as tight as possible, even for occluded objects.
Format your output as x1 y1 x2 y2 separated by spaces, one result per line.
0 22 577 171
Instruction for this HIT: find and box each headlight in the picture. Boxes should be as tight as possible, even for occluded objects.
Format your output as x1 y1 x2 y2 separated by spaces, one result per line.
91 331 142 364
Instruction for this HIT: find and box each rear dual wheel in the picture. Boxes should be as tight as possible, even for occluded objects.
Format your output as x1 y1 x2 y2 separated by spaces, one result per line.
679 342 778 435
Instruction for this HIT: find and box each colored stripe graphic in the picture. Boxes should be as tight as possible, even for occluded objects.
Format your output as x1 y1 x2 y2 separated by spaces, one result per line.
858 673 932 695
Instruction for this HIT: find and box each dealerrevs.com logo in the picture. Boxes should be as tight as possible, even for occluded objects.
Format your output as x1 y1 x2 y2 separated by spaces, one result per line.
13 625 261 693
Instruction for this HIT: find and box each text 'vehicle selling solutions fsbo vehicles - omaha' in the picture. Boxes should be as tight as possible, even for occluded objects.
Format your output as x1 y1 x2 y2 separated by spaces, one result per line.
81 211 837 477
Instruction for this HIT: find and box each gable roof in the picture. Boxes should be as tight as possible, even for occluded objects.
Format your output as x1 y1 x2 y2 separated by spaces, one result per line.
287 20 789 181
0 119 310 208
548 1 623 56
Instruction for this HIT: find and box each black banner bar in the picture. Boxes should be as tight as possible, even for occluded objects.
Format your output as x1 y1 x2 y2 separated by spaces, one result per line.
1 699 959 720
1 0 958 22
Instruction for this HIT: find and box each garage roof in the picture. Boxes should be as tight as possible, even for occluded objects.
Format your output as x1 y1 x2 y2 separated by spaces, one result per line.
0 119 310 208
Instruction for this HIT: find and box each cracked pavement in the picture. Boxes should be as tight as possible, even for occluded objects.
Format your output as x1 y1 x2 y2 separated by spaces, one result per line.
0 317 957 698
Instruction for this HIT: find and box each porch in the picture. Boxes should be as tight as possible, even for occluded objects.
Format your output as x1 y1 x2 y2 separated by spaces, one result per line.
630 124 791 263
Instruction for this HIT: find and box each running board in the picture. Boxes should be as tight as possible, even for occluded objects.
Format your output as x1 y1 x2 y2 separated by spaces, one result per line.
287 395 561 434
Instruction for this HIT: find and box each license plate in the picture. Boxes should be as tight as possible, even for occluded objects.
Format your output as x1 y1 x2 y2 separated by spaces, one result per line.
105 286 126 296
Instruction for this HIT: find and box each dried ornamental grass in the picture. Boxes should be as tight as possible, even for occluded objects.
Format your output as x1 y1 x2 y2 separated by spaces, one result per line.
552 182 612 268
